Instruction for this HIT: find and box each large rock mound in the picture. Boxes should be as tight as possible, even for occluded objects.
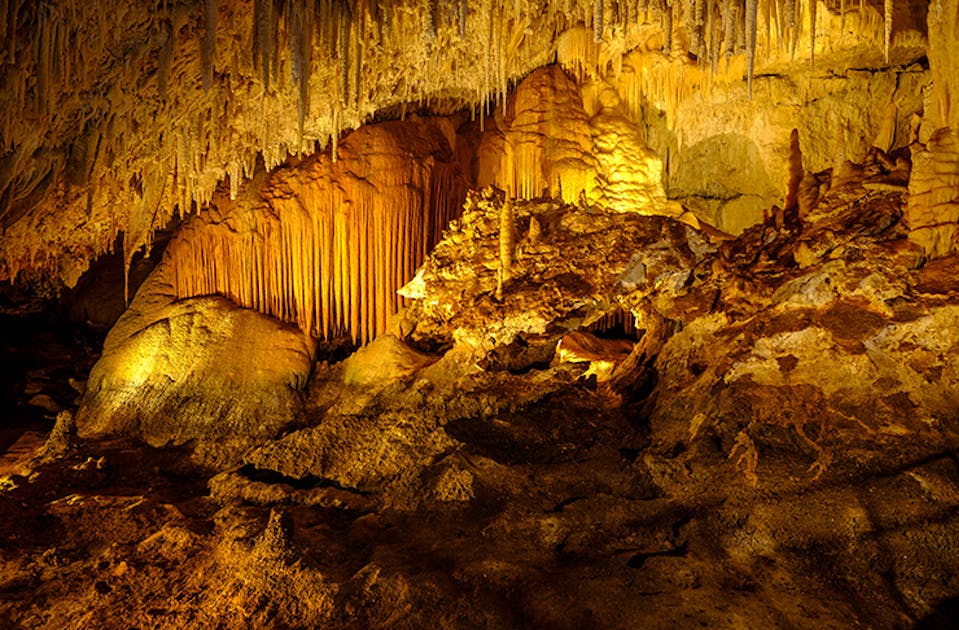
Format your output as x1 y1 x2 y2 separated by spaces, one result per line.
76 260 314 467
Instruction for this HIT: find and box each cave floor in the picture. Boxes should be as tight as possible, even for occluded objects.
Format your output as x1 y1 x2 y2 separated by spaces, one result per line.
2 373 959 628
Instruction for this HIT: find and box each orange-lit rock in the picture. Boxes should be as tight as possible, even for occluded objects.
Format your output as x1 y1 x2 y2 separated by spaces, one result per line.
76 259 314 467
0 0 944 294
165 115 471 344
907 0 959 256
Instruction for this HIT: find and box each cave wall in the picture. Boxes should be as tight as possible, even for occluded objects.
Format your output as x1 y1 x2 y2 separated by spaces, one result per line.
649 58 926 233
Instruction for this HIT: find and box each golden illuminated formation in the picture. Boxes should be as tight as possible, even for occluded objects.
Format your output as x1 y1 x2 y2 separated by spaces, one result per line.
168 118 470 344
0 0 929 289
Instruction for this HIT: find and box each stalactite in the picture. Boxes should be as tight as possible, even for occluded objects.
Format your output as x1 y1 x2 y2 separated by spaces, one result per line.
339 5 350 105
1 0 930 294
157 20 173 100
690 0 704 58
253 0 273 89
787 0 798 59
167 124 469 344
761 0 770 62
425 0 437 42
707 0 717 73
201 0 216 93
733 0 745 53
661 0 672 53
883 0 892 63
809 0 817 68
594 0 604 42
769 0 781 53
353 17 362 109
36 6 50 115
290 0 314 148
722 0 734 60
270 0 281 86
0 0 8 52
746 0 757 98
331 109 339 162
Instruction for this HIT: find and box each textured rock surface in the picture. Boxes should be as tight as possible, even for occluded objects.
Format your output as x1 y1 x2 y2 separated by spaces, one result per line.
4 1 959 627
657 59 927 231
165 114 471 343
400 187 710 352
76 259 314 467
906 0 959 256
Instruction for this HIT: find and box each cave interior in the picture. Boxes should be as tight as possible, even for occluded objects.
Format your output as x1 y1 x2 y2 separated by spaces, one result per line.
2 0 959 627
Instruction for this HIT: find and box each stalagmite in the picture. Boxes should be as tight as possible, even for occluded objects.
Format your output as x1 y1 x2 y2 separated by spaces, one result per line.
496 194 515 301
528 214 542 243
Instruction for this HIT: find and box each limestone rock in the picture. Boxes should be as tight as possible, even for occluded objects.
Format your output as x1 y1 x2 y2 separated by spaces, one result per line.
553 330 634 382
341 334 437 388
476 65 599 203
76 261 313 467
404 188 712 351
165 116 472 345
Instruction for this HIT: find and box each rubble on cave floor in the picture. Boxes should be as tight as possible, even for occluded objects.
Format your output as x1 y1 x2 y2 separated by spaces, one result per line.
4 183 959 628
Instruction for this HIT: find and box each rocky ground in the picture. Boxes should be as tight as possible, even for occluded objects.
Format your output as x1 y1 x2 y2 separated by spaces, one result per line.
4 153 959 628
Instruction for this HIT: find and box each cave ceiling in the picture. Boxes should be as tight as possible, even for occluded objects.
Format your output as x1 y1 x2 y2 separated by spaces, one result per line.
0 0 951 292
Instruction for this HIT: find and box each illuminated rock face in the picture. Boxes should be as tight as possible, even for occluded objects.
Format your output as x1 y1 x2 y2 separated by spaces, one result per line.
6 5 959 625
76 259 314 466
0 0 948 293
165 115 472 344
75 114 471 463
401 187 708 352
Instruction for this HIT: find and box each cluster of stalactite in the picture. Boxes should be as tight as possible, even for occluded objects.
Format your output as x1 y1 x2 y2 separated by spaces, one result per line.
0 0 581 287
586 309 639 337
0 0 920 291
166 120 469 344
